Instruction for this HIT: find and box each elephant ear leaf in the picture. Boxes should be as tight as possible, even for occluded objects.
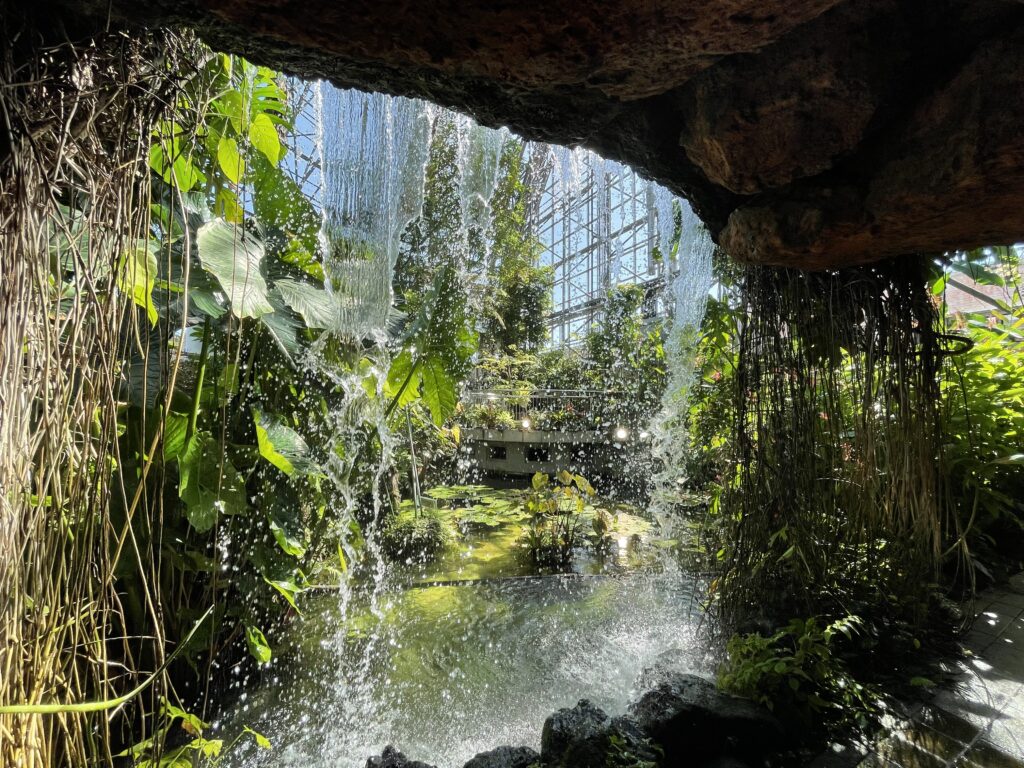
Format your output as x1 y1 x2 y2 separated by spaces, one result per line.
177 431 247 532
196 219 273 319
252 407 311 476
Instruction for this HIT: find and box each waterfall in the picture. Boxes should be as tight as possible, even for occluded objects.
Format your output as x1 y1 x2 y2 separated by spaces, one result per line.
225 81 713 768
317 87 431 340
650 203 715 528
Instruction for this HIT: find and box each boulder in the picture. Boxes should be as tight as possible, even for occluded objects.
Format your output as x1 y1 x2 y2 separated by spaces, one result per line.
634 648 693 692
365 745 438 768
542 702 661 768
629 673 786 765
541 699 609 762
462 745 539 768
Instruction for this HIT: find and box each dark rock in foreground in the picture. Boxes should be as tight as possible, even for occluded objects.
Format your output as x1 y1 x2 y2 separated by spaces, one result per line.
629 673 786 765
367 673 789 768
462 745 540 768
366 745 438 768
541 698 609 762
542 700 661 768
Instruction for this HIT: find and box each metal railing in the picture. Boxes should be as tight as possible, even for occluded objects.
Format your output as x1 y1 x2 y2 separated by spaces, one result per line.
461 387 622 426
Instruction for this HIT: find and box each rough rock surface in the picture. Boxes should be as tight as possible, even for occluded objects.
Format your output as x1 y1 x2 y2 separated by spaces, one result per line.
462 745 539 768
542 701 660 768
540 699 609 762
365 745 438 768
629 673 786 764
46 0 1024 267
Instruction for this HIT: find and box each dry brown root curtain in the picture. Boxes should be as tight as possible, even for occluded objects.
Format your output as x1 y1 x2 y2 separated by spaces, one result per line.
0 6 195 765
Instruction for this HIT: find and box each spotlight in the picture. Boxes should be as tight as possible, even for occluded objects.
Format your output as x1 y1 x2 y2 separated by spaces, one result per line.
614 427 629 441
522 418 531 430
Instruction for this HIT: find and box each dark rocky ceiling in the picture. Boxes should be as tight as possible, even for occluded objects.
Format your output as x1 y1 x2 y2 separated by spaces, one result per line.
52 0 1024 268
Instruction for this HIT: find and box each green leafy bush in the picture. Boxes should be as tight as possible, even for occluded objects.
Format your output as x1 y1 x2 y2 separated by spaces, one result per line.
380 507 455 562
523 471 596 565
940 303 1024 581
717 616 876 730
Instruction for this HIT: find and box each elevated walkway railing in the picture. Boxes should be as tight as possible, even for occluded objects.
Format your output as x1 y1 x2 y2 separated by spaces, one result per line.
461 388 622 424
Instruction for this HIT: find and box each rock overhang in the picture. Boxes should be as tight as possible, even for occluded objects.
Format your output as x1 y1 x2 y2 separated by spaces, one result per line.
49 0 1024 268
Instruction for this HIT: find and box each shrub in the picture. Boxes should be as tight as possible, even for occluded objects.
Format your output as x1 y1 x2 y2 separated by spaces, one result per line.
717 616 876 731
522 471 596 565
940 304 1024 584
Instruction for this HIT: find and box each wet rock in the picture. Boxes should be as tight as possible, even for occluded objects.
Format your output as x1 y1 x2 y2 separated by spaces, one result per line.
541 699 609 763
365 745 438 768
701 759 755 768
629 673 786 765
543 705 660 768
462 745 540 768
635 648 692 691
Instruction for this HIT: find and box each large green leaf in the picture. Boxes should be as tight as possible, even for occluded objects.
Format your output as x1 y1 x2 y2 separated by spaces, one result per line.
275 278 335 328
251 155 320 254
248 113 281 165
177 432 247 532
196 219 273 319
162 412 190 461
419 355 457 425
261 290 304 362
214 90 246 135
189 286 228 319
217 135 245 185
252 407 310 476
385 350 421 410
245 625 272 664
119 239 159 326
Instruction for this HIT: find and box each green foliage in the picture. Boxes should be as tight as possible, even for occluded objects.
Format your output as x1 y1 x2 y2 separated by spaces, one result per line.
106 53 360 762
123 700 270 767
394 114 467 322
586 283 667 428
380 506 455 562
938 261 1024 581
718 616 876 730
482 140 553 352
523 471 596 565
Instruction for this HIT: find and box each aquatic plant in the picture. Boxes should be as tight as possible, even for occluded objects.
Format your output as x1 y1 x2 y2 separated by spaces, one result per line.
523 471 597 565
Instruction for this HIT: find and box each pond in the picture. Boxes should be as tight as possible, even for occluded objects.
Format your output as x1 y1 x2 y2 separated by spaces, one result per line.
220 493 709 768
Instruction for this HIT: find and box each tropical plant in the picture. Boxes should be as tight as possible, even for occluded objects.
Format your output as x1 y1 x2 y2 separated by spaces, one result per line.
935 248 1024 585
481 139 553 352
718 616 876 731
522 471 596 565
585 283 667 429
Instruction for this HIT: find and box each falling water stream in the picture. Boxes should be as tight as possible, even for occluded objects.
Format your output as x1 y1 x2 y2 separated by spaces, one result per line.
222 83 715 768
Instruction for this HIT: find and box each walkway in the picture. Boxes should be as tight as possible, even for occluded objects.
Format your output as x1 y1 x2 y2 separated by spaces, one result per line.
816 574 1024 767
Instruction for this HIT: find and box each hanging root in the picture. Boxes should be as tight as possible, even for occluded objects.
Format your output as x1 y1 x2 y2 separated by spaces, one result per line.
713 257 953 631
0 7 193 765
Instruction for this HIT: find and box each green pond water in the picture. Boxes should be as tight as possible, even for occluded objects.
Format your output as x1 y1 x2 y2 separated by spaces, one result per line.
221 492 707 768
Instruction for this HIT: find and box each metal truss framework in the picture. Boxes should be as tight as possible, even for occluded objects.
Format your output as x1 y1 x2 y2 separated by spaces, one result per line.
289 82 678 346
527 158 679 346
